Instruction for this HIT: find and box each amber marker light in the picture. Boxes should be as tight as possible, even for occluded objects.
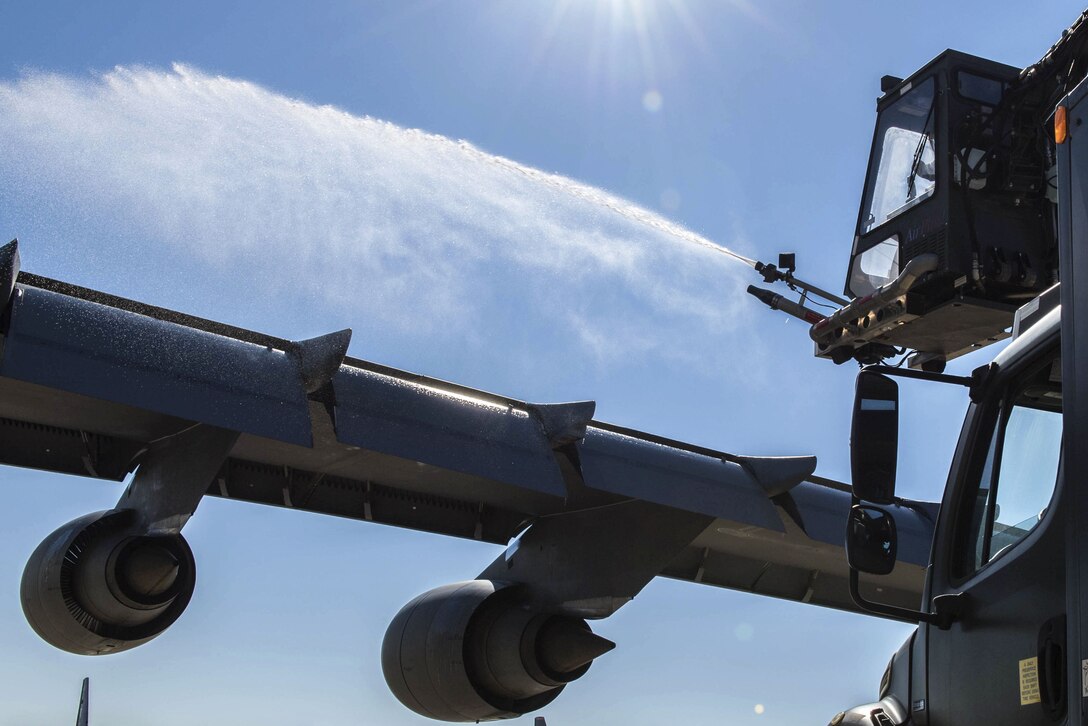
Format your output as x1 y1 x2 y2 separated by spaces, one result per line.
1056 105 1068 144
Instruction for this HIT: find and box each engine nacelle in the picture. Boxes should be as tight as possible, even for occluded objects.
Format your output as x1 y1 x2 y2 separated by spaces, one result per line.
21 510 196 655
382 580 615 722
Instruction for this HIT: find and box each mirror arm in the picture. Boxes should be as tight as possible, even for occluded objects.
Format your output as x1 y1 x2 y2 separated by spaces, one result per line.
849 569 967 630
863 365 973 388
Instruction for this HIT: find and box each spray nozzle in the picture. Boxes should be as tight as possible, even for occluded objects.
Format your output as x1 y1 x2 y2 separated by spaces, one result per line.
751 252 849 309
754 252 798 284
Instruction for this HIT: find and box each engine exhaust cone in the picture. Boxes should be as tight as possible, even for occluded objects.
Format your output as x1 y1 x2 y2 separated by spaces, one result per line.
118 540 180 600
536 618 616 675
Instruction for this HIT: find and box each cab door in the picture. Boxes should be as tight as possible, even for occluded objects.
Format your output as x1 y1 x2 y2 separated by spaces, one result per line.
926 340 1065 725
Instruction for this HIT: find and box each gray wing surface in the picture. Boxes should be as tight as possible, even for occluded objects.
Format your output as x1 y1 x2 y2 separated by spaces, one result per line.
0 268 935 616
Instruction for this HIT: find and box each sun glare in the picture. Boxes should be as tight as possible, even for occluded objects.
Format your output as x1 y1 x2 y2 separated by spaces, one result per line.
532 0 718 90
484 0 770 133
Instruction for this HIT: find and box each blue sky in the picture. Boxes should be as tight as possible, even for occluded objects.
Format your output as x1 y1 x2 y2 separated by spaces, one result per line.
0 2 1083 724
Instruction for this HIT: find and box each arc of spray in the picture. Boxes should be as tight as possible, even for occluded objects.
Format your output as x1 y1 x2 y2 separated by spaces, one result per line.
458 142 759 269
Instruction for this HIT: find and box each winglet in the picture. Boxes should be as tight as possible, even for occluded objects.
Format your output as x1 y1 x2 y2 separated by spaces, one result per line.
735 455 817 497
1 239 19 313
293 329 352 394
526 401 596 447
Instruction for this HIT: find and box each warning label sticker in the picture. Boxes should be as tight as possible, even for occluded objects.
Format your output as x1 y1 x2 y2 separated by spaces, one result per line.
1020 656 1041 706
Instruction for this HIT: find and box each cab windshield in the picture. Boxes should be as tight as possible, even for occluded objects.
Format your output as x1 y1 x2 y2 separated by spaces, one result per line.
860 77 937 235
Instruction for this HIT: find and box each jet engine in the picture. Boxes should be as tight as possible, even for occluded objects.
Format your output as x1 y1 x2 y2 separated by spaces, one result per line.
21 509 196 655
382 580 615 722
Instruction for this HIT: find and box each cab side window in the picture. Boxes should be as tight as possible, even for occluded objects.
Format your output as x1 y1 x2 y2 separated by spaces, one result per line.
958 355 1062 575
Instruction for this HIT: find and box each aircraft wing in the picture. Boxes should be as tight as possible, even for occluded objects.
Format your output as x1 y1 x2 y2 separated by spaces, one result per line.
0 241 933 619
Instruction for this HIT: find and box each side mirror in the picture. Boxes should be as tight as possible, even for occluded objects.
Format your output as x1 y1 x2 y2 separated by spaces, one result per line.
846 505 898 575
851 371 898 503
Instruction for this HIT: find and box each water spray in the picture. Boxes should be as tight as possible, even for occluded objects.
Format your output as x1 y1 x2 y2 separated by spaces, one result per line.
482 150 763 272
